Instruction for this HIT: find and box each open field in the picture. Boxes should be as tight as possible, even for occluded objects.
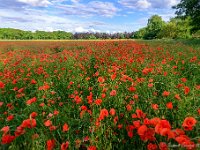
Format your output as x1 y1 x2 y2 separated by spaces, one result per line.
137 39 200 50
0 40 132 54
0 40 200 150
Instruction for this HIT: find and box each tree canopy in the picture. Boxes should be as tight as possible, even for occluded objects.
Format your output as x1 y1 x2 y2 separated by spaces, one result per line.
0 28 134 40
144 15 166 39
173 0 200 32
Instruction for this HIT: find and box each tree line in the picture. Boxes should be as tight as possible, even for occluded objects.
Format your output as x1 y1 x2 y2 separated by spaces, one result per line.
134 0 200 39
134 16 195 39
0 28 134 40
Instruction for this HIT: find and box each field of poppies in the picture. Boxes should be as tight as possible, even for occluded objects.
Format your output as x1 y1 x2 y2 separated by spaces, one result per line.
0 40 199 150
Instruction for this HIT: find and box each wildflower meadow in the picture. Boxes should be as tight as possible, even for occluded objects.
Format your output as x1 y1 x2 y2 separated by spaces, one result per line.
0 40 199 150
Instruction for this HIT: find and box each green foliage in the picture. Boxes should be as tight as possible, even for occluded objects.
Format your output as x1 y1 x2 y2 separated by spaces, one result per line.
173 0 200 32
175 18 192 38
134 27 147 39
157 21 178 39
88 35 97 40
144 15 165 39
52 46 65 53
134 14 196 40
0 28 73 40
0 28 134 40
158 17 192 39
192 30 200 38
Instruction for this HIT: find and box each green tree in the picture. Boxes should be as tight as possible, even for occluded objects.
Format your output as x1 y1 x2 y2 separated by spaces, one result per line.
157 21 178 39
22 31 34 40
174 17 192 38
158 17 192 39
53 31 72 39
144 15 166 39
173 0 200 32
88 35 97 39
134 27 147 39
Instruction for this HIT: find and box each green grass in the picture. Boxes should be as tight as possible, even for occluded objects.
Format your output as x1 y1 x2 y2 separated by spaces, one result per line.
136 39 200 49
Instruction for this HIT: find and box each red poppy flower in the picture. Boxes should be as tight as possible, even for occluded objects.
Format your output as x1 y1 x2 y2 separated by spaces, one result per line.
61 141 69 150
99 108 109 121
152 104 159 110
133 94 139 99
136 109 146 119
174 94 181 100
21 119 36 128
95 99 102 105
44 120 52 127
7 115 14 121
147 143 157 150
162 91 170 97
137 125 148 136
133 120 140 128
0 81 5 89
1 126 9 135
109 108 116 116
175 135 196 149
26 97 37 105
182 117 197 131
74 96 82 104
159 142 168 150
155 120 171 135
1 134 15 144
198 108 200 115
46 139 55 150
81 105 87 111
49 125 57 131
111 74 116 80
128 86 136 92
63 123 69 132
39 83 50 91
30 112 38 118
53 110 59 115
127 130 133 138
110 90 117 96
166 102 173 109
98 77 105 83
181 78 187 83
87 146 97 150
101 93 106 98
148 83 153 88
184 86 190 95
126 104 132 111
14 126 25 137
0 102 3 107
31 79 37 84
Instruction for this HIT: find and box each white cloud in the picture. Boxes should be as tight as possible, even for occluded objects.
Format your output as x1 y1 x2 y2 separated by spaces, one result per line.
137 0 151 9
150 0 179 8
17 0 51 7
147 9 176 21
71 0 80 3
0 8 107 32
73 27 100 33
118 0 180 9
74 27 86 32
57 1 119 17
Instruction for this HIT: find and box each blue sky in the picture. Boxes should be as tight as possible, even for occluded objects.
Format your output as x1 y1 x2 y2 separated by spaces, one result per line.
0 0 180 33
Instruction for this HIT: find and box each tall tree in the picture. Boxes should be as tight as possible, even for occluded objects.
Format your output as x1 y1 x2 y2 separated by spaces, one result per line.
144 15 165 39
158 17 192 39
173 0 200 32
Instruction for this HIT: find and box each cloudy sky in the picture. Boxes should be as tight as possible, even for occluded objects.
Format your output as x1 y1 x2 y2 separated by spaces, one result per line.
0 0 180 32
